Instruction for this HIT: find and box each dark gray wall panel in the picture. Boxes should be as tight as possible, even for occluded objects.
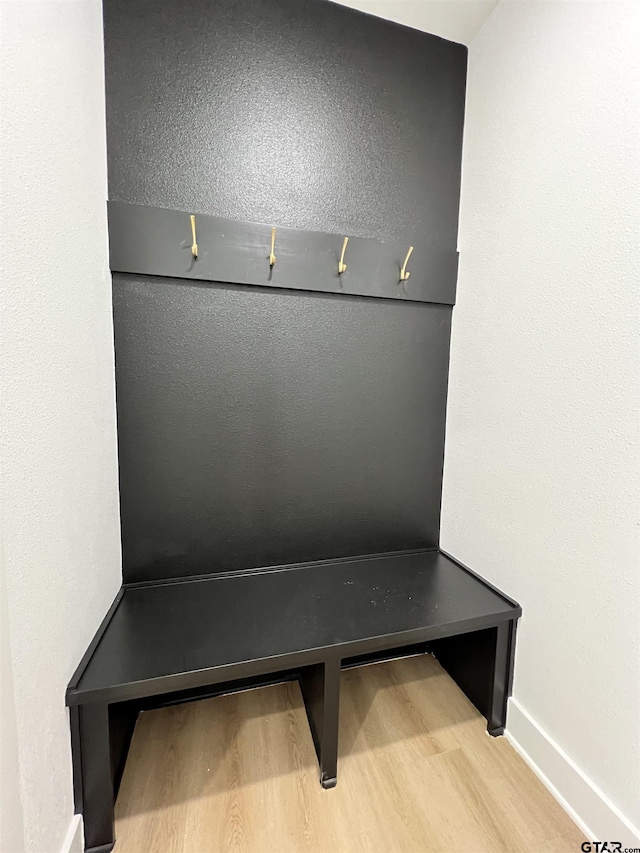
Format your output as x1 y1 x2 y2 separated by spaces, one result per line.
104 0 467 246
114 275 451 583
104 0 466 583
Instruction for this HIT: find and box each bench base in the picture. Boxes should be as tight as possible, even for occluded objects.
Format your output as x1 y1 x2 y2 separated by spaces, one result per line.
71 627 517 852
67 551 520 853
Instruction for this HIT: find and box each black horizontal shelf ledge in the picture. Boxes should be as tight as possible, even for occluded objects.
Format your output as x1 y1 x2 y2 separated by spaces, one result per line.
65 549 520 706
107 201 459 306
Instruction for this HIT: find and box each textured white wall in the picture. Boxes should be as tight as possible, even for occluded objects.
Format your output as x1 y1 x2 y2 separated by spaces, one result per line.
335 0 498 45
441 0 640 838
0 2 122 851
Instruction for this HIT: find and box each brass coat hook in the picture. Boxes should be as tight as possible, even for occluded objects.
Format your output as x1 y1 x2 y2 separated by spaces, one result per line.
400 246 414 281
190 215 198 259
338 237 349 275
269 227 276 267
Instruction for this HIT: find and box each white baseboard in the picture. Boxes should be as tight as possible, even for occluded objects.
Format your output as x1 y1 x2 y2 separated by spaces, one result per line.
506 697 640 847
60 814 83 853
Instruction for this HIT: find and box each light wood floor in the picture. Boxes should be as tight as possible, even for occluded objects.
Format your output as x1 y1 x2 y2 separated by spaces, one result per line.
115 655 585 853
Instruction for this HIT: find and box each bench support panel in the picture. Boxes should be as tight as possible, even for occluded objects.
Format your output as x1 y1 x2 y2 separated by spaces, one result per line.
429 619 518 736
72 702 115 853
299 657 341 789
488 619 517 736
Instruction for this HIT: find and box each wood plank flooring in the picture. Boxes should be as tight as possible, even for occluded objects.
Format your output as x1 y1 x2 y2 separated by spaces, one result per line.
114 655 585 852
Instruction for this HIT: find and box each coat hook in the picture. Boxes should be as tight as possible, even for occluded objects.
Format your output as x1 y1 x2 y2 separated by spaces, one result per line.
190 215 198 259
338 237 349 275
269 227 276 267
400 246 414 281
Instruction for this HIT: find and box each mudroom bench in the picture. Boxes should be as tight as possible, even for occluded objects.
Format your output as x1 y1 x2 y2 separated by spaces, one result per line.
66 548 520 853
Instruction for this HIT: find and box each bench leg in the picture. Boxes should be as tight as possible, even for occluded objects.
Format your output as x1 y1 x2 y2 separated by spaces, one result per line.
299 657 341 789
71 702 115 853
488 619 517 737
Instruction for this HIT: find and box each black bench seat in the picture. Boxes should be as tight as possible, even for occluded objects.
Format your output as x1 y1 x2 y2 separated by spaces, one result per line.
67 548 520 853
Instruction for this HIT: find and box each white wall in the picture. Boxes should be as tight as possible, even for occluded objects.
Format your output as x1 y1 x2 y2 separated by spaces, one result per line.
335 0 498 45
0 2 122 851
441 0 640 843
